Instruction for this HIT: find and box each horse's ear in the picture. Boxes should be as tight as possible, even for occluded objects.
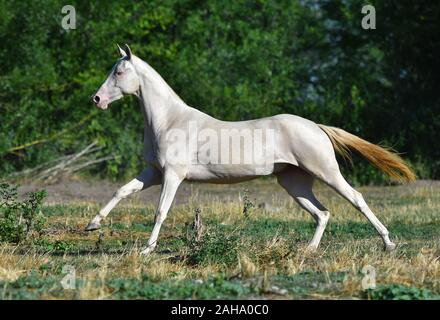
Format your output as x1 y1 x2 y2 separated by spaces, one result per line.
117 44 126 57
124 44 132 60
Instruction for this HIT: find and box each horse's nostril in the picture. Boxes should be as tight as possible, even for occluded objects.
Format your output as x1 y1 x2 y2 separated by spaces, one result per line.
93 95 100 103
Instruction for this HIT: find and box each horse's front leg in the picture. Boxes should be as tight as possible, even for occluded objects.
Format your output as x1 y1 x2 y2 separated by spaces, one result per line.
85 167 162 231
140 170 182 255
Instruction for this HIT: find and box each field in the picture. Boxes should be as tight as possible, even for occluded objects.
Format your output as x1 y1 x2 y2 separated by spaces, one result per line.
1 178 440 300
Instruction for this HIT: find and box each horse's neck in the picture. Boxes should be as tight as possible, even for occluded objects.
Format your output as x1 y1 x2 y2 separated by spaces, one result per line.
134 57 187 133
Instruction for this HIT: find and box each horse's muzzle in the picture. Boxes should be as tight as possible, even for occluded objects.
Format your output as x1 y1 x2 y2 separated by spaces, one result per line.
92 94 108 109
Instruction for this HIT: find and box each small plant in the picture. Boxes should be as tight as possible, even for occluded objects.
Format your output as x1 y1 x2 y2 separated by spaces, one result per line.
186 225 240 266
0 182 47 243
95 230 105 250
242 189 254 219
107 274 253 299
365 284 435 300
35 238 73 252
186 208 204 242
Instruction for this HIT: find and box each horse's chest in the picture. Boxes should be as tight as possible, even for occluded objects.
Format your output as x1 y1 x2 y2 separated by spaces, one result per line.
143 133 172 169
143 133 158 165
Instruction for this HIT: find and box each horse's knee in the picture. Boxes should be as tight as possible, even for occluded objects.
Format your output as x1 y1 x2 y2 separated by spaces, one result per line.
114 186 134 199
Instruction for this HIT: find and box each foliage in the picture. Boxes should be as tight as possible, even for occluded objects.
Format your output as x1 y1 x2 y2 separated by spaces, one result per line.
0 183 47 243
365 284 437 300
186 223 241 266
108 274 253 299
1 1 439 183
242 189 254 219
2 271 253 299
34 238 74 253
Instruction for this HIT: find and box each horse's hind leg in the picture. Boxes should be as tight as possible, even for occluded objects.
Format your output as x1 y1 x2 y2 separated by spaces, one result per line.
85 167 161 231
276 166 330 251
321 170 396 251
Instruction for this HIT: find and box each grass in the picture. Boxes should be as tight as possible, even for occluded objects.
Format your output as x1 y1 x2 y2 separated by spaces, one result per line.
1 179 440 299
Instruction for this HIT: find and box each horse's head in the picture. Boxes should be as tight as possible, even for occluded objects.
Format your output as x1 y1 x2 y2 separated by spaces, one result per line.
92 44 140 109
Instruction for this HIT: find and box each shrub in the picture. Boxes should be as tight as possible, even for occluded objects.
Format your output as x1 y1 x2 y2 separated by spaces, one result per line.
365 284 435 300
34 237 73 253
242 189 254 220
186 224 240 266
0 182 47 243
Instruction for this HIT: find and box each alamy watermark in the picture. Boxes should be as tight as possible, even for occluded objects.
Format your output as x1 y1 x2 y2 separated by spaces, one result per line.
361 265 376 290
361 5 376 30
163 121 276 175
61 4 375 32
61 5 76 30
60 264 76 290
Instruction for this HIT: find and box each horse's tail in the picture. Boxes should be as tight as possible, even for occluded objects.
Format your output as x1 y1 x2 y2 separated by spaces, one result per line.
317 124 416 183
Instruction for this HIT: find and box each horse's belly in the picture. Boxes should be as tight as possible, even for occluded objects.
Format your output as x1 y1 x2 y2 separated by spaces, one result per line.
185 164 272 183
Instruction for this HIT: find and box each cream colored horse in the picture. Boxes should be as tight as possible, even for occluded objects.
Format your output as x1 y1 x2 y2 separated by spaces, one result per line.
87 44 415 255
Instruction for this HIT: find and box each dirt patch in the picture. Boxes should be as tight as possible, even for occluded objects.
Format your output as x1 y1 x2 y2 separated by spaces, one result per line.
17 176 438 208
16 176 286 207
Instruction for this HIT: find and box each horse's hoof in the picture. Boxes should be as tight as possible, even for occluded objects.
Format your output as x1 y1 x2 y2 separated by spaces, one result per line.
85 221 101 231
384 242 396 252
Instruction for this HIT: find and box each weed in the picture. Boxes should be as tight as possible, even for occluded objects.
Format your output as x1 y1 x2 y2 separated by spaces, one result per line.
0 183 47 243
186 224 241 267
242 189 254 219
365 284 437 300
95 231 105 250
33 237 74 253
186 208 204 242
108 274 254 299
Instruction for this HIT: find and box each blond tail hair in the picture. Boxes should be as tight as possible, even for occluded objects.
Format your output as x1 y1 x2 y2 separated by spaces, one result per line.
318 124 416 183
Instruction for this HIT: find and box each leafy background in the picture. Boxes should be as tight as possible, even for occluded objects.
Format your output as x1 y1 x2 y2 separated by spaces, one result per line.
1 0 439 184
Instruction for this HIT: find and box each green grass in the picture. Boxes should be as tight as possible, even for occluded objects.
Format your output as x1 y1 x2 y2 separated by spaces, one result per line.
1 180 440 299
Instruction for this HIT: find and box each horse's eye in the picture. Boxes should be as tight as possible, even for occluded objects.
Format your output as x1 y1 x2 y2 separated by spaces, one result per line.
116 71 123 76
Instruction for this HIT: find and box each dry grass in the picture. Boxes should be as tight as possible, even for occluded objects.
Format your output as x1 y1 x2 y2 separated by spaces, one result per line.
1 179 440 299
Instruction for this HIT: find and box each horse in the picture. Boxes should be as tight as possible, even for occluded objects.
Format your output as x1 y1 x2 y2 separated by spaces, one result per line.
86 44 415 255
